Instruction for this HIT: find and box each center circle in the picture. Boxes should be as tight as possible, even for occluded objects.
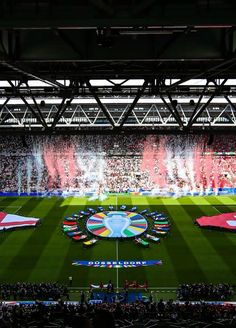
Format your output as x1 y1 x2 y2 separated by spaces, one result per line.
86 211 148 238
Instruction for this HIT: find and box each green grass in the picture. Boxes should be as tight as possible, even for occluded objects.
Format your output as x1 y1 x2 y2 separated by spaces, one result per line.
0 195 236 288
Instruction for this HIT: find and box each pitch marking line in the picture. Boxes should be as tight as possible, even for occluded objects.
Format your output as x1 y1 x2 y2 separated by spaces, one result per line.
212 205 236 214
212 206 222 214
116 239 119 291
115 195 119 291
0 206 22 214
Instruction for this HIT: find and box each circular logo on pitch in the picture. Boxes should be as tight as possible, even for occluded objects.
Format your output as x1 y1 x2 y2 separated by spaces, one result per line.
86 211 148 238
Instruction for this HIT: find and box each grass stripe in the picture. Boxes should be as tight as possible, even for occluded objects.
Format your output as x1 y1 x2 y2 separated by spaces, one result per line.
181 197 236 282
5 198 65 281
84 196 118 286
158 199 208 284
0 195 235 287
0 197 46 281
140 197 179 287
0 197 32 247
118 196 149 287
28 197 79 282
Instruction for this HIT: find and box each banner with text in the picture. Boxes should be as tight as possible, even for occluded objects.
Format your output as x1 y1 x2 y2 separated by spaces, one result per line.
72 260 162 268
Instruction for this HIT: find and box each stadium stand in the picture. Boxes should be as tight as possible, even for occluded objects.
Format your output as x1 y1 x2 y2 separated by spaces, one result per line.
0 283 68 301
0 299 236 328
1 1 236 327
1 134 236 195
177 283 233 301
0 283 234 327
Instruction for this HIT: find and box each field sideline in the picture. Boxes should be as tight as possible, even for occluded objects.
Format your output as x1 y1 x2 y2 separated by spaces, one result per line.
0 195 236 288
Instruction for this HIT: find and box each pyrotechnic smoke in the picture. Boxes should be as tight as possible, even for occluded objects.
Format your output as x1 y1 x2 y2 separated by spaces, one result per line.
193 144 202 190
67 146 76 189
26 156 32 195
185 150 196 194
76 136 106 196
157 137 167 190
17 161 22 195
33 141 44 193
165 146 175 182
43 140 57 189
204 153 213 194
165 135 198 196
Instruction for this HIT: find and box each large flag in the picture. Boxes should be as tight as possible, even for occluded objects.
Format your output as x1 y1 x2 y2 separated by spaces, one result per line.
196 212 236 231
0 212 40 231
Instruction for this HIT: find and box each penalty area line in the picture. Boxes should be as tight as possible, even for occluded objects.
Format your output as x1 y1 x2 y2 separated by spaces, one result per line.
212 204 236 215
212 206 222 214
13 206 22 214
0 206 22 214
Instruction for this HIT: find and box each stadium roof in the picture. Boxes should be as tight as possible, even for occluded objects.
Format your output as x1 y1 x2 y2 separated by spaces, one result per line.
1 0 236 133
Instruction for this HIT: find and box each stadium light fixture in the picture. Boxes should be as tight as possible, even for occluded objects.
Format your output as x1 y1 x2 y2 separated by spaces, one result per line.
96 28 114 47
40 100 46 107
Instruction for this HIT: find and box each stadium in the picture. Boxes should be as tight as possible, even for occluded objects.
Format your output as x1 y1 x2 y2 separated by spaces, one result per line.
0 1 236 327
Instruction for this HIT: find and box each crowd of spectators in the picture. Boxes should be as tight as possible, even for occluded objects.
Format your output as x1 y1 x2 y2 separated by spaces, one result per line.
177 283 234 301
1 134 236 194
0 282 235 327
0 283 68 301
0 299 236 327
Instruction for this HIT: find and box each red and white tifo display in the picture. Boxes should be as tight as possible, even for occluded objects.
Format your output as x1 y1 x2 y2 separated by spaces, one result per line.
196 212 236 232
0 212 40 230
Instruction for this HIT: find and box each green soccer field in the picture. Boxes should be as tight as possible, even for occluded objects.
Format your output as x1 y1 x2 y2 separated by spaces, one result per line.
0 195 236 288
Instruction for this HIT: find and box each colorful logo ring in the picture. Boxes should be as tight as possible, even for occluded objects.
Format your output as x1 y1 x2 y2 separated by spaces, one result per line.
86 211 148 238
